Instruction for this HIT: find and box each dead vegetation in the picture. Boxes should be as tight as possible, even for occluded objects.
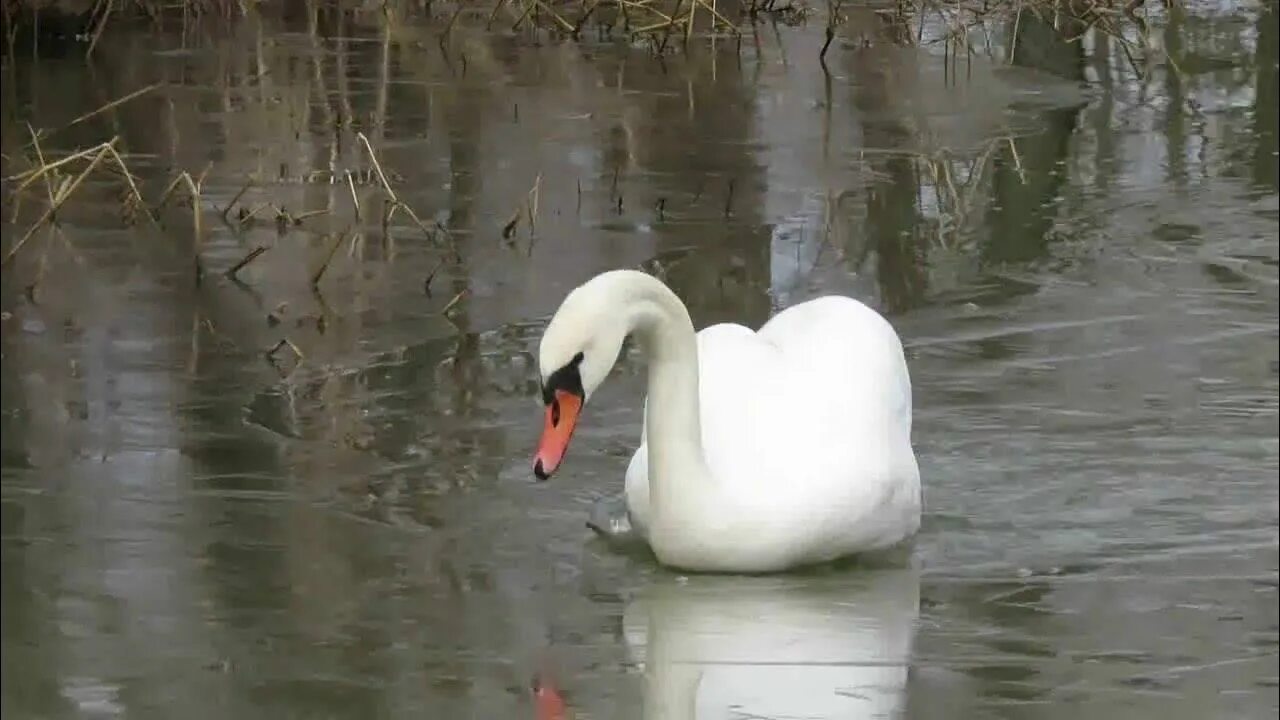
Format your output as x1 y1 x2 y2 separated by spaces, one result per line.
872 0 1174 77
1 0 1168 80
1 78 453 378
1 0 1175 382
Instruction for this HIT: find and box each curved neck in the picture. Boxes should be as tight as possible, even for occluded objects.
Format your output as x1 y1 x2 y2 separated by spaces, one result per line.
616 273 711 509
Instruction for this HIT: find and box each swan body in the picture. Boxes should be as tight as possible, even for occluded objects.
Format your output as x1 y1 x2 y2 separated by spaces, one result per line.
534 270 920 573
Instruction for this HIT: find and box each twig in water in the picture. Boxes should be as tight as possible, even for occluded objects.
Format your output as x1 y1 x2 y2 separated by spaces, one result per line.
11 136 153 228
237 203 271 227
424 256 447 297
356 132 435 242
346 170 362 221
381 200 397 238
487 0 510 29
532 0 575 32
312 229 350 287
292 209 330 223
526 173 542 233
219 178 254 220
66 82 162 129
356 131 399 203
502 208 521 240
573 0 601 36
274 207 293 234
265 338 304 375
441 289 468 316
100 145 153 225
657 0 685 51
694 0 738 34
819 1 837 65
25 124 57 207
436 220 455 240
395 202 437 242
1006 137 1027 184
227 246 268 280
510 0 535 31
86 0 114 58
10 142 102 190
155 174 185 210
160 170 207 245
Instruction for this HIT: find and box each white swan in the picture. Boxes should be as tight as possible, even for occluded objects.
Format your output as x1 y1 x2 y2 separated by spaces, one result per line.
532 269 920 573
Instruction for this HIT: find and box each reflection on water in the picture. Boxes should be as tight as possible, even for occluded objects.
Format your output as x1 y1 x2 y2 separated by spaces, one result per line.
2 1 1278 718
624 567 920 719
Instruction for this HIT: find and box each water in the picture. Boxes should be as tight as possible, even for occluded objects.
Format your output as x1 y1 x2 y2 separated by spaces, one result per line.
1 2 1277 718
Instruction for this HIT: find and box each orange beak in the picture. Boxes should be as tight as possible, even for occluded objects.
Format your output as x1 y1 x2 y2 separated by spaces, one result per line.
532 673 568 720
534 389 582 480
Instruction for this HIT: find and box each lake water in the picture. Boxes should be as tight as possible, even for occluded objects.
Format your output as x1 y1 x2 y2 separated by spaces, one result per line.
2 1 1277 718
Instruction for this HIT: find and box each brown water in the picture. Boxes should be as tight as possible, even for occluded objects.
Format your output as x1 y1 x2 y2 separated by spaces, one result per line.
2 2 1277 718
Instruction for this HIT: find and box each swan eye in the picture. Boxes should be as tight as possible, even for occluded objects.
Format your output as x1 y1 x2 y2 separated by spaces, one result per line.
551 400 561 426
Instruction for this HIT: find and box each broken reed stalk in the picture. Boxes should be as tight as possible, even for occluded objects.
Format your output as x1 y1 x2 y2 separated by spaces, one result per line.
396 203 437 241
531 0 576 32
11 142 106 192
440 288 468 316
526 173 542 232
9 84 162 159
423 256 447 297
86 0 116 58
510 0 536 30
291 209 329 223
502 173 542 241
312 229 350 287
346 170 362 221
572 0 601 35
8 134 154 235
156 170 207 244
356 131 398 204
237 203 271 227
265 337 305 375
227 246 268 280
3 145 110 267
355 131 436 242
25 124 57 206
693 0 737 32
219 178 253 220
501 208 520 240
100 145 152 222
820 0 838 63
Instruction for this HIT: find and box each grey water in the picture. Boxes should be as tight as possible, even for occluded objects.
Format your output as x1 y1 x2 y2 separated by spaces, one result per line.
2 2 1277 718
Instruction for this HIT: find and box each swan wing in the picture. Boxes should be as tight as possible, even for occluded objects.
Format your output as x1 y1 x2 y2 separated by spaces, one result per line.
626 295 920 565
700 297 921 557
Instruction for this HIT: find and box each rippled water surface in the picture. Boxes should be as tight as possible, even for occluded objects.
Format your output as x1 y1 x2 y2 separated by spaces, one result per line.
2 2 1278 718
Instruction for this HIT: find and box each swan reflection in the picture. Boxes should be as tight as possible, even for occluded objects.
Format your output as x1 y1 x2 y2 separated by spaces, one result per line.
623 566 921 719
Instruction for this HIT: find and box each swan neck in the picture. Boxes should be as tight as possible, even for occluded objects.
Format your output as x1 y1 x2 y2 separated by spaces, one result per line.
625 277 707 500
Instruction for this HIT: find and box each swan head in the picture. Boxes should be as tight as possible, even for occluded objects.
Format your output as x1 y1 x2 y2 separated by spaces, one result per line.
533 275 631 480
